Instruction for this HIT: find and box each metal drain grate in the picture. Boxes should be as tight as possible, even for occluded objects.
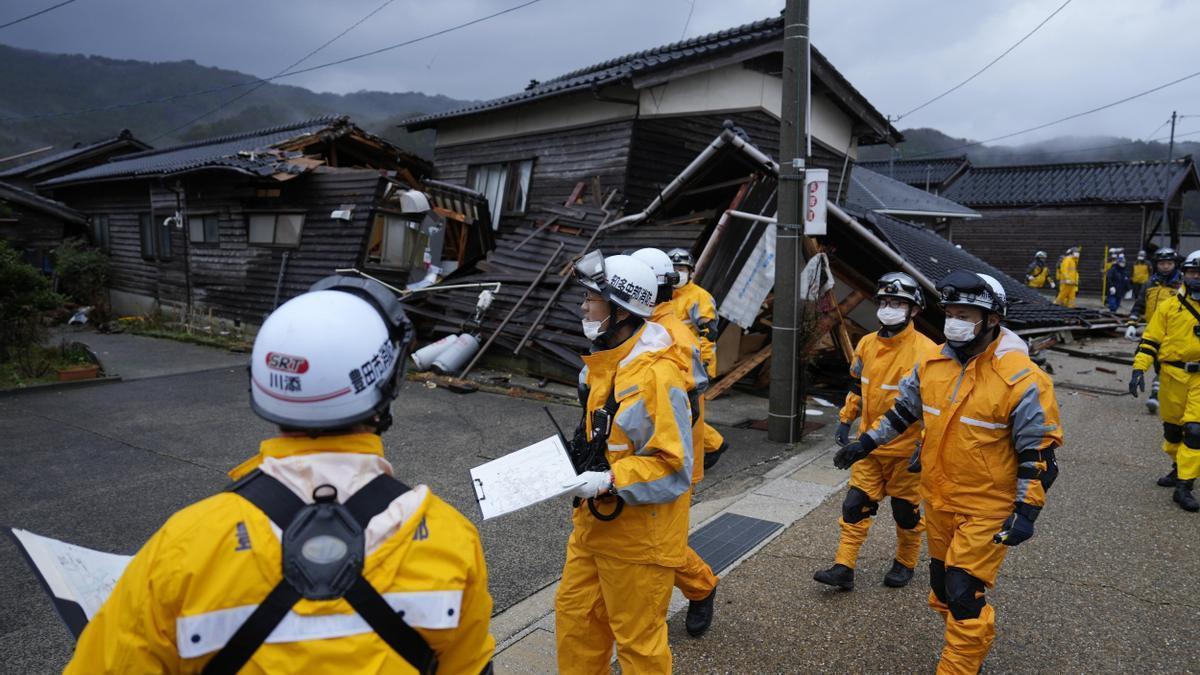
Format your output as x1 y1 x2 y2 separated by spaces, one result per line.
689 512 782 574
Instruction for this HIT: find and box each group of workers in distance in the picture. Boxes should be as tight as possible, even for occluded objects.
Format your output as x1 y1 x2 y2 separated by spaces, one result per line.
822 269 1062 675
64 247 726 673
1027 246 1159 312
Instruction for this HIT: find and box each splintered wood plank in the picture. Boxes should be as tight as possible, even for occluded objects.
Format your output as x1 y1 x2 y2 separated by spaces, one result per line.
704 345 772 401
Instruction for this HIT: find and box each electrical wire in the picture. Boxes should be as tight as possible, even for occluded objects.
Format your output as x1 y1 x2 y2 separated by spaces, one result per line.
149 0 398 142
0 0 79 31
896 0 1072 120
0 0 545 123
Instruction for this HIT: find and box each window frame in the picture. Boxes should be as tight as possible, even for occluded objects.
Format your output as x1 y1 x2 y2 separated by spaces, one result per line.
91 214 110 252
187 211 220 246
466 158 535 229
139 213 155 260
363 210 428 271
245 210 307 247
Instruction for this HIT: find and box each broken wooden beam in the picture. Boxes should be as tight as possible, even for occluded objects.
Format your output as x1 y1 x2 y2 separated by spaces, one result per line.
705 345 772 401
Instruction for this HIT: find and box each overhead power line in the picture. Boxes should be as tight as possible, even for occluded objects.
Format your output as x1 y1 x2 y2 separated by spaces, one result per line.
150 0 399 142
0 0 545 123
904 67 1200 159
896 0 1073 121
0 0 80 31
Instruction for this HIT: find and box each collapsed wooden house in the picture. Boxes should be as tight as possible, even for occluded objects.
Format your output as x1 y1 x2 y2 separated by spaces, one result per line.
0 180 88 271
35 116 493 322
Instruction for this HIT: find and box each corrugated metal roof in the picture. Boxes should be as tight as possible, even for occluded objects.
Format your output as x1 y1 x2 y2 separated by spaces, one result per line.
403 15 896 143
41 116 348 187
847 166 979 219
856 157 969 190
943 157 1199 207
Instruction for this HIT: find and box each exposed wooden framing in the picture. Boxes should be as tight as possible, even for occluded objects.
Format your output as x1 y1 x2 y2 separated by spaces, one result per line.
565 181 587 207
461 242 566 377
513 216 559 251
705 344 772 400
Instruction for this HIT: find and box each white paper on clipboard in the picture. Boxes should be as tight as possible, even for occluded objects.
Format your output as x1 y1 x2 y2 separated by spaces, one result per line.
470 435 578 520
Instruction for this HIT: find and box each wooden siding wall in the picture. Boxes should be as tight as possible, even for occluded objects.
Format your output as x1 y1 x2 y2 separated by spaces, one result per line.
431 119 635 230
625 110 850 211
948 206 1145 295
53 169 385 322
0 205 77 256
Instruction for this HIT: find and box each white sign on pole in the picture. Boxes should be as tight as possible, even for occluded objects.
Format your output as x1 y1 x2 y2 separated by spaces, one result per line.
804 169 829 236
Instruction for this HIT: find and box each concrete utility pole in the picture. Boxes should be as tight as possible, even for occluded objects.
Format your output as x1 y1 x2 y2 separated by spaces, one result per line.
769 0 810 443
1164 110 1178 248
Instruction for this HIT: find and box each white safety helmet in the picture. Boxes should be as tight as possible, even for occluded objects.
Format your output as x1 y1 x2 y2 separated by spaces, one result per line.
574 250 657 318
631 247 679 304
937 270 1007 317
667 248 695 269
249 275 413 432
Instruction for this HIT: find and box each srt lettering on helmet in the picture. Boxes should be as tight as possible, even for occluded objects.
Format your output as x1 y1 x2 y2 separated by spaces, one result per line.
266 352 310 374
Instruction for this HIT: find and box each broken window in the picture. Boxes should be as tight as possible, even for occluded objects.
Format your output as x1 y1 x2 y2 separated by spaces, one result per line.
467 158 533 229
188 213 219 245
365 214 427 270
247 212 305 246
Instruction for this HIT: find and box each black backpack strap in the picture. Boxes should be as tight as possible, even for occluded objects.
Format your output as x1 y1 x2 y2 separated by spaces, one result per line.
1179 295 1200 337
201 582 302 675
343 474 411 529
344 576 439 675
226 469 305 529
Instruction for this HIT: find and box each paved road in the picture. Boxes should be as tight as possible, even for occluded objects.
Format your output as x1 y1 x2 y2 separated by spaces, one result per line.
0 359 794 672
669 340 1199 672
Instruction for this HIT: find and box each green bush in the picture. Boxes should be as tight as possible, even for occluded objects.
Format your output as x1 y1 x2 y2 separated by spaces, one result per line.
53 238 110 305
0 241 63 363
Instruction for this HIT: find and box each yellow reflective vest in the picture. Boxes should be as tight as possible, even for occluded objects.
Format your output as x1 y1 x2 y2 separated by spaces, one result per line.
67 434 494 674
650 303 709 484
1131 261 1151 285
575 322 693 567
839 322 938 458
864 329 1063 518
671 281 719 378
1134 292 1200 371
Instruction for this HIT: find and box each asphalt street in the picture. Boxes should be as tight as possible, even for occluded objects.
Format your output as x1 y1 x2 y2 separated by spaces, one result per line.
0 346 792 672
669 340 1199 672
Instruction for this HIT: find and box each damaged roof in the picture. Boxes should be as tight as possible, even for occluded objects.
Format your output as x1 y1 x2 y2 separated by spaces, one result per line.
856 156 971 191
847 166 980 220
41 116 429 187
0 129 151 180
0 180 87 225
404 15 899 144
943 157 1200 207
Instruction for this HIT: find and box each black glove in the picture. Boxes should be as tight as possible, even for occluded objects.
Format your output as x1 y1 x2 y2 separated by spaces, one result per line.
993 503 1040 546
833 435 876 470
1129 370 1145 397
834 422 851 446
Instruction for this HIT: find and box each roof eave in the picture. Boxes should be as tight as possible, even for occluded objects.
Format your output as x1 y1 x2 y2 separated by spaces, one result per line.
875 208 981 220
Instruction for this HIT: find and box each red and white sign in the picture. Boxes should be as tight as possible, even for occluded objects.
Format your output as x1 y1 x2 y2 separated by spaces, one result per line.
804 169 829 236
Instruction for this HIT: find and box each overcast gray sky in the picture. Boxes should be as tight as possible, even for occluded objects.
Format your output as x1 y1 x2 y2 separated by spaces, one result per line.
2 0 1198 145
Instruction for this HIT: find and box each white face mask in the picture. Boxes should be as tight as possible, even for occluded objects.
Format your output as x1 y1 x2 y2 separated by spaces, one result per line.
876 305 909 327
675 270 690 288
582 317 608 341
944 317 982 345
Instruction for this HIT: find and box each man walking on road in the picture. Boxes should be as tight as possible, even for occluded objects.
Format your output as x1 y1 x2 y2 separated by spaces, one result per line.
834 271 1062 675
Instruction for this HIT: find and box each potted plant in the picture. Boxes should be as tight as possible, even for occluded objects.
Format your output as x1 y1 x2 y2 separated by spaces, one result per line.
55 341 100 381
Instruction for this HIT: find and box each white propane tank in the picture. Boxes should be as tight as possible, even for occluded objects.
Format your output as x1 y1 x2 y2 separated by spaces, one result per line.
432 333 481 375
410 334 458 371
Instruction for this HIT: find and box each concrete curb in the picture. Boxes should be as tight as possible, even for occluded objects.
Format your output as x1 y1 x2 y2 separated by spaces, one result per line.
0 374 123 399
491 438 849 672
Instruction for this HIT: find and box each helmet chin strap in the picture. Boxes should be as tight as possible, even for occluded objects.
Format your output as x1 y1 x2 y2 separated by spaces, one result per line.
592 304 644 350
878 317 909 337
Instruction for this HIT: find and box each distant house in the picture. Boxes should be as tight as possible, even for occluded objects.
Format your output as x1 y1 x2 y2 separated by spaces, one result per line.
38 115 492 322
404 16 900 231
857 156 971 195
0 181 88 271
942 157 1200 292
845 165 979 235
0 129 151 192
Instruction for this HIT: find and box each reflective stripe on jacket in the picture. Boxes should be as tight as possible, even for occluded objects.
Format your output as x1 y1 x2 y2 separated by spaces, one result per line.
671 281 719 378
1134 292 1200 371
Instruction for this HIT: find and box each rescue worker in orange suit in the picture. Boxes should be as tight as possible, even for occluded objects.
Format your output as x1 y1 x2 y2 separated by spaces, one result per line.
667 247 729 468
814 272 937 591
68 276 495 673
1055 246 1080 307
834 271 1062 675
1129 250 1200 512
1128 247 1182 415
556 251 694 674
632 247 718 636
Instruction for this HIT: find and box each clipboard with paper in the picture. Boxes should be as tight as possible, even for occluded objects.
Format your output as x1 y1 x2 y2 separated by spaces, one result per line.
470 434 579 520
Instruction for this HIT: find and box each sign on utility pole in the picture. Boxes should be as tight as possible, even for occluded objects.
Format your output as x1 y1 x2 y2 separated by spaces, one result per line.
769 0 810 444
804 168 829 236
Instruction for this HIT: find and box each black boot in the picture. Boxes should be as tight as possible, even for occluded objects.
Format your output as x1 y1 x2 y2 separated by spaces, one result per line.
703 441 729 470
685 587 716 637
813 563 855 591
882 559 914 588
1158 463 1178 488
1173 479 1199 512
